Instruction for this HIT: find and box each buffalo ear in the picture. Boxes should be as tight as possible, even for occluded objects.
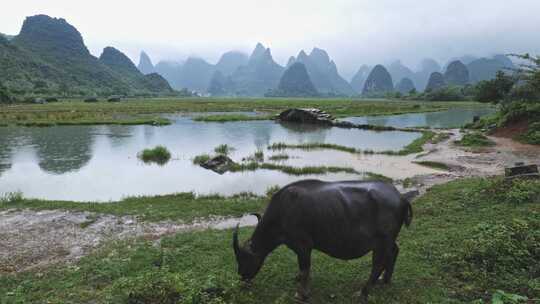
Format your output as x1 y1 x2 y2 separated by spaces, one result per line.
250 213 262 222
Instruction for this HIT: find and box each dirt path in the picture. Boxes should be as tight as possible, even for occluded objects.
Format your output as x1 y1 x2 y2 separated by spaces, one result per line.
0 210 256 273
1 130 539 273
405 129 540 192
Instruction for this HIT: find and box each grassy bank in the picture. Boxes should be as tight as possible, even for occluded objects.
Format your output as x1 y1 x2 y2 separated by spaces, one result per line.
0 98 486 126
268 131 435 156
1 177 538 303
0 192 266 222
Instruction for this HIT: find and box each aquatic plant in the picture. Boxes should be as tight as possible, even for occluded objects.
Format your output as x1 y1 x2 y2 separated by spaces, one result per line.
192 154 211 165
214 144 235 155
138 145 171 165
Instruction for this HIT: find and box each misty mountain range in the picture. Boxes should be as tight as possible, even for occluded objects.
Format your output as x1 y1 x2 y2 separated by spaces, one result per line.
142 44 515 96
0 14 516 97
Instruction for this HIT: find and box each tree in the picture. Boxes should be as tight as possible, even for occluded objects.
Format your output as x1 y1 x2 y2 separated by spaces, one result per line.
0 83 12 103
474 71 515 103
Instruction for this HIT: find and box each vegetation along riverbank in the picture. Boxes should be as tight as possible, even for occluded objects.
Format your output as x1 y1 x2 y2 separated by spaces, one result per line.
0 98 487 126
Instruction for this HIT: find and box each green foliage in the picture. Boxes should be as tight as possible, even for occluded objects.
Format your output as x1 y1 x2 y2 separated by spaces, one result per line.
265 185 281 198
192 154 211 165
455 132 495 147
138 146 172 165
424 86 466 101
474 71 515 103
490 290 528 304
0 191 24 205
520 122 540 144
268 154 290 161
214 144 235 156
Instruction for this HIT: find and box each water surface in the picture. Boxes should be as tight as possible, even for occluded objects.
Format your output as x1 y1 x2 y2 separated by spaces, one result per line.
0 115 421 201
342 108 494 128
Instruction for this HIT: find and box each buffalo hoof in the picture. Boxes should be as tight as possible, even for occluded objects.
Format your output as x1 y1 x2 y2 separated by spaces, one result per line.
294 292 311 303
353 291 368 304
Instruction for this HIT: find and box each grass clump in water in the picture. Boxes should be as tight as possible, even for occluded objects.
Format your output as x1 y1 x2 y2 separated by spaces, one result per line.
455 132 495 147
138 146 171 165
268 153 290 161
268 142 358 154
192 154 211 165
214 144 235 155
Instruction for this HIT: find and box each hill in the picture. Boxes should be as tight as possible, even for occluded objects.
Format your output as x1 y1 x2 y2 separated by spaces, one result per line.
289 48 354 96
1 15 173 96
362 65 394 96
266 62 318 97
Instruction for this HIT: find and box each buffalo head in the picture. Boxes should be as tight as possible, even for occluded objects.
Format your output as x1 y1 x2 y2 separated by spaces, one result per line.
232 214 264 283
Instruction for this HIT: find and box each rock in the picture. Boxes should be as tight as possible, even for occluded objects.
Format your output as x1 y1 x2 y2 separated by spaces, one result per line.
107 96 121 102
504 163 539 180
84 97 98 103
276 108 334 126
200 155 237 174
137 51 155 75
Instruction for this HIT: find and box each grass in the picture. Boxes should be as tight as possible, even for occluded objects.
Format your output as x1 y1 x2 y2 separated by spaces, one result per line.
0 98 486 127
412 160 451 171
138 145 172 165
1 177 538 303
0 192 265 223
268 131 435 156
193 113 273 122
243 150 265 162
193 154 211 165
214 144 235 155
455 132 495 147
230 162 362 176
268 153 290 161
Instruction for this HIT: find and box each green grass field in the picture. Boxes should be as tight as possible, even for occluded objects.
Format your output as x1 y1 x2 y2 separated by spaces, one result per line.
0 98 486 126
1 177 538 303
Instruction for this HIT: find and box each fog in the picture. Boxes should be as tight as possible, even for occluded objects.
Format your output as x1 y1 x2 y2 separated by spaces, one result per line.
3 0 540 78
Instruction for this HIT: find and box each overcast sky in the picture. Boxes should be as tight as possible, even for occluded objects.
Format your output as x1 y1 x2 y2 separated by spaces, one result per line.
3 0 540 79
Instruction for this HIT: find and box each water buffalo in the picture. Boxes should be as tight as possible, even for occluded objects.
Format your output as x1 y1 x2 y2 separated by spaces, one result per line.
233 179 413 303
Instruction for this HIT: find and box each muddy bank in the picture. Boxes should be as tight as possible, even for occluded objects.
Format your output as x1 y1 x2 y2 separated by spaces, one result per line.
405 129 540 192
0 209 256 273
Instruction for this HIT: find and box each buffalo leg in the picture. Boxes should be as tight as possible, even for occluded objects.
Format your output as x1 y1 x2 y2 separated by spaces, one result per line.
383 243 399 284
294 249 312 302
358 247 385 303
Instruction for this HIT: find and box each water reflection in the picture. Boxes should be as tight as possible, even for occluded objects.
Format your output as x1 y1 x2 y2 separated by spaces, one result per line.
30 127 95 174
343 108 495 128
0 115 422 201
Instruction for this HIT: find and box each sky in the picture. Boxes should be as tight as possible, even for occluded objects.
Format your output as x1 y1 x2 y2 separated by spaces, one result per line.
3 0 540 79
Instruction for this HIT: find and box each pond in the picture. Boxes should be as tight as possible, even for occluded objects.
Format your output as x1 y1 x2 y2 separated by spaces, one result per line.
342 107 495 128
0 115 422 201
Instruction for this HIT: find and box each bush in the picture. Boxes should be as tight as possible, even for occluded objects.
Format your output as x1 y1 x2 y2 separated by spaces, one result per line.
455 132 495 147
520 122 540 144
424 86 465 101
138 146 171 165
474 71 515 103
